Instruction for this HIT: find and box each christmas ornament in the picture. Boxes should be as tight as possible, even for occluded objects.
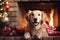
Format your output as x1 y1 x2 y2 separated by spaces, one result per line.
3 5 10 10
2 26 7 32
2 17 9 22
3 2 10 10
0 0 10 30
3 11 8 17
0 13 2 18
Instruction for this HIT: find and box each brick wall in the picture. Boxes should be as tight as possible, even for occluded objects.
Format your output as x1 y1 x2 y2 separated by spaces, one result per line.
4 0 29 27
5 0 20 26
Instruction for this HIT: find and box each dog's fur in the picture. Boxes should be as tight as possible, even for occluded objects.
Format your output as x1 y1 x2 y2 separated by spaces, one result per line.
24 10 49 39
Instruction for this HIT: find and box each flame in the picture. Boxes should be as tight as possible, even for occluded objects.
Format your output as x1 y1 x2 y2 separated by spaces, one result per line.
49 9 54 27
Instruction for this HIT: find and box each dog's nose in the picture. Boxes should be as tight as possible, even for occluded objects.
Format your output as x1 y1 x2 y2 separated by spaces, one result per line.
34 18 37 22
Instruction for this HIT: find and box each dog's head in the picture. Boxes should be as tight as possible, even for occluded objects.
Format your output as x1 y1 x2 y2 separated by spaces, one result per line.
25 10 48 26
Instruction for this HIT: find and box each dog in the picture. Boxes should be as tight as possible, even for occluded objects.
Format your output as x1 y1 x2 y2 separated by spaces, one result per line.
24 10 49 39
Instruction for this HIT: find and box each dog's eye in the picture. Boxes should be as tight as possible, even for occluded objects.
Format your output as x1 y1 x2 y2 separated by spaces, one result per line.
31 14 34 16
38 14 40 16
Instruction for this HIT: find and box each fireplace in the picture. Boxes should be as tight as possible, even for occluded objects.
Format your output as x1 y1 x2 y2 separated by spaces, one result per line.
0 1 60 36
18 2 59 29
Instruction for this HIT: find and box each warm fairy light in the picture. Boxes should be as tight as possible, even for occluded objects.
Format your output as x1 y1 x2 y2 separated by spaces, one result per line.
0 0 1 1
2 17 9 22
6 1 8 4
0 13 2 17
49 9 54 27
3 12 8 17
0 8 3 10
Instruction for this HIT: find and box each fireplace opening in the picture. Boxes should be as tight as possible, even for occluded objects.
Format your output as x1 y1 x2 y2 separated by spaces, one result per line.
18 2 60 29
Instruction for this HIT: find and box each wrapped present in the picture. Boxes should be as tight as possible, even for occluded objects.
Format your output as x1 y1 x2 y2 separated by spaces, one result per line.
46 25 56 35
46 25 60 36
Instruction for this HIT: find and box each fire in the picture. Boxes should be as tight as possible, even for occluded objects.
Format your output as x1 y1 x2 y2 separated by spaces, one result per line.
49 9 54 27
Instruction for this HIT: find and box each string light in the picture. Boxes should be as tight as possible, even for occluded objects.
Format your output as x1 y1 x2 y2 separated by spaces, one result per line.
0 13 2 17
0 0 1 1
3 11 8 17
6 1 8 4
0 8 3 10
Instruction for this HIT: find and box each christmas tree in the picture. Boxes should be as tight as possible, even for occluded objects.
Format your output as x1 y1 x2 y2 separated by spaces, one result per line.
0 0 10 29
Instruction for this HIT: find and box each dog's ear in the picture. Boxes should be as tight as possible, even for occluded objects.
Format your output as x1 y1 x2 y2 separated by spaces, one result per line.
41 11 48 23
28 10 32 14
25 10 32 22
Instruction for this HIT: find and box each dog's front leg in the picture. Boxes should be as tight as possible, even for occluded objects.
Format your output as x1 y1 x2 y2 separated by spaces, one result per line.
24 32 31 39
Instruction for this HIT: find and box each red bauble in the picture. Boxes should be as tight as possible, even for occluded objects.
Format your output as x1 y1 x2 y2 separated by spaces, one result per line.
3 4 10 10
3 27 7 32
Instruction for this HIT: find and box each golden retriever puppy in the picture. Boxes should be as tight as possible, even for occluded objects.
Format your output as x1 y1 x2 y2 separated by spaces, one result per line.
24 10 49 39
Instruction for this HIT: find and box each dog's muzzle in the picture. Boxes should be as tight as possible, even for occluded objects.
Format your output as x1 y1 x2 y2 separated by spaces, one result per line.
33 18 39 26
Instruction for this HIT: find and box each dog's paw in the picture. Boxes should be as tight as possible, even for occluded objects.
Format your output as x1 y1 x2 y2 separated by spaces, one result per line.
36 33 42 38
24 32 31 39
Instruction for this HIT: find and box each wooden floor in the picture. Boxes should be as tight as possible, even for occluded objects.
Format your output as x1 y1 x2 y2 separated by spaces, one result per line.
0 36 60 40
